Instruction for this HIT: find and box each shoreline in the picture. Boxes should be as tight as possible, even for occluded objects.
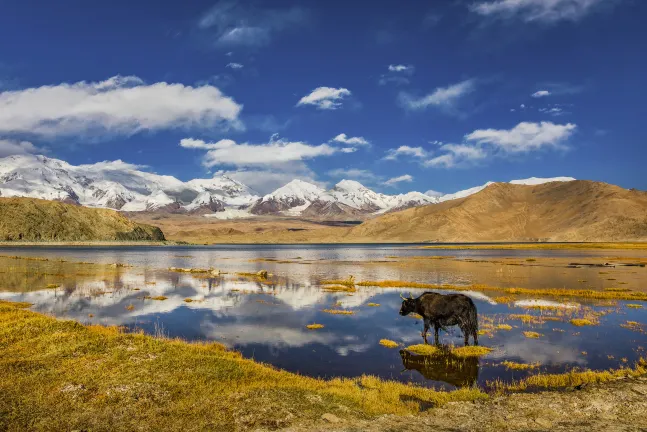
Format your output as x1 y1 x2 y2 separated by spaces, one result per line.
1 300 645 431
0 241 646 250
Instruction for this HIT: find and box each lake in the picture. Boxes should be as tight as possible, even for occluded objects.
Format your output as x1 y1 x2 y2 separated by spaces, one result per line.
1 245 645 390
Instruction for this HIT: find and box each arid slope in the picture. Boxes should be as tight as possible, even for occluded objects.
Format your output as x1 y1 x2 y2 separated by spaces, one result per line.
0 197 165 241
347 181 647 242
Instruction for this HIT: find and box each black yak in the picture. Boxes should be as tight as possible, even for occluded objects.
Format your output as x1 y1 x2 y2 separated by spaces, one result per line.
399 292 479 346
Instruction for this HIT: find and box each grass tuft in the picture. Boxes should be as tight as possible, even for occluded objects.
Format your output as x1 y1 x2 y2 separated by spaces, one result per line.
322 309 355 315
46 283 61 289
570 318 596 327
496 324 513 331
501 361 540 371
626 304 643 309
367 303 380 307
523 331 542 339
306 323 324 330
451 346 492 358
405 344 440 356
379 339 399 348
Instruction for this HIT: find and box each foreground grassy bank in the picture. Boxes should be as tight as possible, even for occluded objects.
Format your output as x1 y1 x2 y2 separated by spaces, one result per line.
0 301 485 431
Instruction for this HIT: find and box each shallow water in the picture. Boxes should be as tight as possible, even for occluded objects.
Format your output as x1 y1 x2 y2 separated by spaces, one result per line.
1 245 645 390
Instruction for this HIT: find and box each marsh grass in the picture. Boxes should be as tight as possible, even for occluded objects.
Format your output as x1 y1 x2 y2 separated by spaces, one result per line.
523 331 542 339
356 280 647 302
46 283 61 289
501 361 540 371
451 346 492 358
404 344 492 358
421 243 647 250
379 339 399 348
0 301 489 430
405 344 440 356
570 318 597 327
492 358 647 392
627 304 643 309
144 296 168 301
496 324 513 331
322 309 355 315
321 284 356 293
367 303 380 307
306 324 324 330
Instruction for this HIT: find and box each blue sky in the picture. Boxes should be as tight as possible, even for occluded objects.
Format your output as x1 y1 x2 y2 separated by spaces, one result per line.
0 0 645 195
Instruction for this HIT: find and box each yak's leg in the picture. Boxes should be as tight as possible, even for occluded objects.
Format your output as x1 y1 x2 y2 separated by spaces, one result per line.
464 329 470 346
472 328 479 346
422 319 430 344
434 323 440 345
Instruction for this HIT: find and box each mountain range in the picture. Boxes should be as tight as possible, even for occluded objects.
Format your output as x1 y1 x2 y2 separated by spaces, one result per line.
0 154 575 220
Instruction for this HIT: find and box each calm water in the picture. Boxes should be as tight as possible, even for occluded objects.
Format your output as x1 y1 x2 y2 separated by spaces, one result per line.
1 245 645 390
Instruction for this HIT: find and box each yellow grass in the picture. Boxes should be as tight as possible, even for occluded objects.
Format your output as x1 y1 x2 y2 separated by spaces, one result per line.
125 304 135 311
0 300 488 431
494 358 647 392
184 298 193 303
494 296 515 304
626 304 643 309
46 283 61 289
144 296 168 301
496 324 513 331
367 303 381 307
405 344 440 356
356 280 647 302
306 323 324 330
451 346 493 358
379 339 399 348
523 331 542 339
501 361 540 371
322 309 355 315
570 318 596 327
421 243 647 250
321 277 355 287
321 285 356 293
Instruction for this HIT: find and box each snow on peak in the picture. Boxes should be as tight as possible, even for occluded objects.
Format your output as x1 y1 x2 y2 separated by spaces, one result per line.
334 179 367 192
263 179 325 201
509 177 576 186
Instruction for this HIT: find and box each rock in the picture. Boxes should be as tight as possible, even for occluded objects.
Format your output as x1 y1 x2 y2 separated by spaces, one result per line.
321 413 341 424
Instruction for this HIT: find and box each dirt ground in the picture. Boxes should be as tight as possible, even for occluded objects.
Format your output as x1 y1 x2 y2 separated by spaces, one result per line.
280 376 647 432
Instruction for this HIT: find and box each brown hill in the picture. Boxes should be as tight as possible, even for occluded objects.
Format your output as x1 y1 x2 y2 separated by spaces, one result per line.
346 181 647 242
0 197 165 242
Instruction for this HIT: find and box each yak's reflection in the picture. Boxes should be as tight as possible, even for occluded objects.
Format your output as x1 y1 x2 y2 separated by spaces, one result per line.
399 348 479 388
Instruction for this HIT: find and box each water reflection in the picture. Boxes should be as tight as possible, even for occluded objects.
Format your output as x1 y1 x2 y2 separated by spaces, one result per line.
0 247 645 389
399 349 479 388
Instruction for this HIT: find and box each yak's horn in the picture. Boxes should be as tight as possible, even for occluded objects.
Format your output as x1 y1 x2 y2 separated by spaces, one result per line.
400 292 406 300
409 292 414 299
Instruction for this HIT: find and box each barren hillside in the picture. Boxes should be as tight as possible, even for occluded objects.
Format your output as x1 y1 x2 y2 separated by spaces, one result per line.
346 180 647 242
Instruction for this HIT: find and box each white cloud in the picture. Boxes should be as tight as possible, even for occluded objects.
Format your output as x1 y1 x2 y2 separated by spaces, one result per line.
532 90 550 98
399 79 475 111
296 87 351 110
425 189 444 198
388 64 414 73
198 2 308 47
425 144 488 168
327 168 380 182
0 139 46 158
384 145 428 160
331 133 370 146
539 107 565 116
383 174 413 186
465 121 576 153
180 136 337 167
520 103 526 108
0 75 242 138
226 62 244 69
340 147 357 153
470 0 609 23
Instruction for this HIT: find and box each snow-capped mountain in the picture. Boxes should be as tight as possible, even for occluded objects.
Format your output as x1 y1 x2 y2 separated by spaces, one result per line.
250 179 438 218
0 154 575 219
0 154 258 212
249 179 328 215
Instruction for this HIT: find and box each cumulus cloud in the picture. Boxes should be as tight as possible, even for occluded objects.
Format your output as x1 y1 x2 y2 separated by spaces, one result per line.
384 145 428 160
425 121 576 168
331 133 370 146
465 121 576 153
296 87 351 110
198 2 308 48
532 90 550 97
226 62 244 69
0 75 242 138
383 174 413 186
180 136 337 167
425 189 445 198
425 144 488 168
340 147 357 153
0 139 46 158
379 64 415 86
399 79 475 111
469 0 610 22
